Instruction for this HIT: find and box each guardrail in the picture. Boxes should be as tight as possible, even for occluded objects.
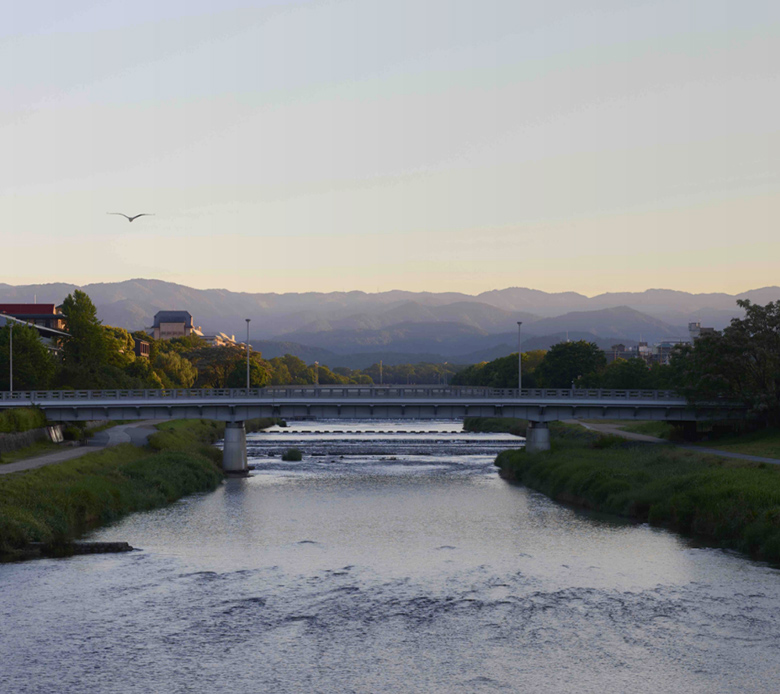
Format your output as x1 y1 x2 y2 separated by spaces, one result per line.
0 386 685 402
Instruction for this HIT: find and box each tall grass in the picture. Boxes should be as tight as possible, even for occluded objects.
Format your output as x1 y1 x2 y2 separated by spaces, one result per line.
0 417 278 560
496 438 780 562
0 408 47 433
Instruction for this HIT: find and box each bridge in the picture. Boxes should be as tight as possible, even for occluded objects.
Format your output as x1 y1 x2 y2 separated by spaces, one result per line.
0 386 746 474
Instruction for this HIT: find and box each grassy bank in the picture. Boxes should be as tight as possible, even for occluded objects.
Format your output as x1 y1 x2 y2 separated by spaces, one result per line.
692 428 780 460
0 408 47 433
495 436 780 563
463 416 527 436
0 417 278 561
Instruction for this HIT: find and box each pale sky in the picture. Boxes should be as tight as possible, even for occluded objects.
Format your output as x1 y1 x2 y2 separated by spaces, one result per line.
2 0 778 295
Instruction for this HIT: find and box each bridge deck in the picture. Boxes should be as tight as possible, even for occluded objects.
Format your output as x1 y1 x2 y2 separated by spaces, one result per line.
0 387 744 423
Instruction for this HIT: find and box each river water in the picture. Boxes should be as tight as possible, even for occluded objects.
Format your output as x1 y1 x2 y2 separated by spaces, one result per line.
2 420 780 693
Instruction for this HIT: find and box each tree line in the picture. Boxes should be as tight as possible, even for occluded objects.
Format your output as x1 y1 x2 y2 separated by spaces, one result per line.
451 299 780 425
0 291 460 391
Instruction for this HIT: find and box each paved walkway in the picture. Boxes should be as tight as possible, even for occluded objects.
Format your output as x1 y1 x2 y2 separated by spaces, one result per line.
577 421 780 466
0 422 160 476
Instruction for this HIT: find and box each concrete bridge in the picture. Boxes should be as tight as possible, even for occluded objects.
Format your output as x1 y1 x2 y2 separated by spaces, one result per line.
0 386 745 474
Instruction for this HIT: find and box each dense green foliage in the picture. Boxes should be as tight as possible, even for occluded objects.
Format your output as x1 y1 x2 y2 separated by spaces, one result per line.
453 344 674 390
0 407 47 433
534 340 607 387
451 351 544 388
357 362 459 385
0 323 57 391
462 416 527 436
495 438 780 562
672 299 780 424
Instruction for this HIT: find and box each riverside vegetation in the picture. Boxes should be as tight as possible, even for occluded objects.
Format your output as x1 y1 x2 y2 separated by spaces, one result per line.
477 418 780 563
0 417 277 561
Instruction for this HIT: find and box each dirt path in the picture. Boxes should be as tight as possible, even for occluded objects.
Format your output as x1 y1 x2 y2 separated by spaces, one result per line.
0 422 160 476
577 421 780 466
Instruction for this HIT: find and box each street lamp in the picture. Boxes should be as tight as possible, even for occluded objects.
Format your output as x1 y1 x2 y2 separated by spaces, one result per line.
245 319 251 390
314 361 319 386
8 321 13 392
517 321 522 391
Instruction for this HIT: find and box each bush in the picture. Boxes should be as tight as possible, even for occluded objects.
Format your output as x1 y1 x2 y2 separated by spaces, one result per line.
282 448 303 461
0 408 47 433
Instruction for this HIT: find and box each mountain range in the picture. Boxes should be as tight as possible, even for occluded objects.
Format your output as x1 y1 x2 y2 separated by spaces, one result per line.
1 280 777 368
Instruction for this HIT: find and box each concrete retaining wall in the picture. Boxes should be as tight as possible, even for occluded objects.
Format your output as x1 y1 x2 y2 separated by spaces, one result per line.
0 425 64 454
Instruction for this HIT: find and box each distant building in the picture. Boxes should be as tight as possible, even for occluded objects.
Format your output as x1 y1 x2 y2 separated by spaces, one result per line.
152 310 203 340
133 338 151 359
201 332 239 348
0 304 66 331
688 322 718 341
0 313 68 354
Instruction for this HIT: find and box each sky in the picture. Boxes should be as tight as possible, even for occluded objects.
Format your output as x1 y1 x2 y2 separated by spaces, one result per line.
2 0 779 295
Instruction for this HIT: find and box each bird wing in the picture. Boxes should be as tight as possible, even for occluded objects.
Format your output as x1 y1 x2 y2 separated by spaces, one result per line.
128 214 154 221
107 212 131 220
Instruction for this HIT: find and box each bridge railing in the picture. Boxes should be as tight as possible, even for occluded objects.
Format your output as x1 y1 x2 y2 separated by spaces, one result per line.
0 386 685 402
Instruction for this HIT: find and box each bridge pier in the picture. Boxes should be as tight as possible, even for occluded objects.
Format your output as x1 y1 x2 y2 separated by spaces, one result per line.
525 422 551 454
222 422 248 476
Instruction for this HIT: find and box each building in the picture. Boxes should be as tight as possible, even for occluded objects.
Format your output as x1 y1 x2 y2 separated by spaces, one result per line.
133 338 151 358
152 311 203 340
201 332 239 348
0 304 66 331
688 322 718 341
0 313 69 354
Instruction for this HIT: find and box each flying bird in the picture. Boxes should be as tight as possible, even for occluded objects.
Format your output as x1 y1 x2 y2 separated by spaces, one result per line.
107 213 155 222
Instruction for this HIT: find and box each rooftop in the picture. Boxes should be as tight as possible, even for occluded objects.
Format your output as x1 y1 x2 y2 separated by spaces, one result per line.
153 310 193 328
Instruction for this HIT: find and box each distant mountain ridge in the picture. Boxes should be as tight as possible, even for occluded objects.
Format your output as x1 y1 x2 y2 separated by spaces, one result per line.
1 279 777 368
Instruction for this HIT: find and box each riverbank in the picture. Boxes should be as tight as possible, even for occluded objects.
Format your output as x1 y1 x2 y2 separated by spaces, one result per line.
0 418 278 561
495 434 780 563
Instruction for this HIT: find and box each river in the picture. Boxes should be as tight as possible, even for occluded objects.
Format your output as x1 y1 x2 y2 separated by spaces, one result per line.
1 420 779 693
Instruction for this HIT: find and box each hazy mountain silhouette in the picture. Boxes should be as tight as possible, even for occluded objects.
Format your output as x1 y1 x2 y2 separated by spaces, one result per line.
1 279 777 366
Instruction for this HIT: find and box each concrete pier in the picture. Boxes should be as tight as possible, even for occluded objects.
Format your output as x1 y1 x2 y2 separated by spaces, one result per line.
222 421 248 476
525 422 551 454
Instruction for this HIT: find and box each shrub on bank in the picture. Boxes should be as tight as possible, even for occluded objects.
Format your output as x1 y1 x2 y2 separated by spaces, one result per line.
495 439 780 563
0 408 47 434
0 442 223 558
282 448 303 461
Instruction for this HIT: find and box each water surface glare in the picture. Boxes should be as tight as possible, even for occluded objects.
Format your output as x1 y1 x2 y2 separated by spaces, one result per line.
2 420 779 693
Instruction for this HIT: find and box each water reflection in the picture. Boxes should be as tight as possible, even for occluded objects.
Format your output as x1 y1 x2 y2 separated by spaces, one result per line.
1 419 778 693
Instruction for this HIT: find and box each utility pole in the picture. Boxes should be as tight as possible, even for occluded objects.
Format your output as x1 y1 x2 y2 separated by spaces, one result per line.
379 360 383 385
517 321 522 391
314 361 319 386
245 319 251 389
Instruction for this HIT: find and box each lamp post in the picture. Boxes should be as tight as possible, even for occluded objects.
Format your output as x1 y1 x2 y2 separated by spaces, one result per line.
314 361 319 386
245 319 251 390
517 321 522 391
8 321 13 392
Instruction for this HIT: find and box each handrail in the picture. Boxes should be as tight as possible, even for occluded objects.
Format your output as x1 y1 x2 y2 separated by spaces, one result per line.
0 386 691 403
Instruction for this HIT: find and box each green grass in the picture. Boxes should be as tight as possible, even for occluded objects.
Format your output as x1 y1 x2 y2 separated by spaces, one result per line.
0 417 278 560
495 436 780 563
0 440 62 465
463 417 527 436
0 408 47 433
618 421 675 439
694 428 780 460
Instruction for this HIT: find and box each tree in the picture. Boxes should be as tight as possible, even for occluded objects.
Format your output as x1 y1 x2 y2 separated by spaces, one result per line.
154 351 198 388
60 290 108 368
451 350 545 388
0 323 57 390
226 355 271 388
673 299 780 424
600 358 654 389
534 341 606 388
